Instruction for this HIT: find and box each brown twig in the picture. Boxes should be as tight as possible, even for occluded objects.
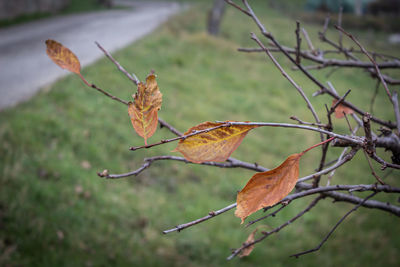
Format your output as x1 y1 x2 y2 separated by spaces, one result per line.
329 89 351 117
128 121 363 153
392 91 400 134
98 155 267 179
227 196 324 260
291 191 377 258
301 27 317 55
250 33 323 140
245 204 288 228
290 116 328 128
163 203 237 234
295 21 302 64
363 150 385 185
229 1 397 129
95 42 139 85
370 80 380 113
335 25 392 101
338 6 343 50
89 82 129 105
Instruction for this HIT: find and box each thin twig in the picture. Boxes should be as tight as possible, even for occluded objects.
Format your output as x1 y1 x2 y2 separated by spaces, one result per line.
95 42 139 85
329 89 351 117
245 204 288 228
290 116 328 128
291 192 377 258
301 27 317 55
89 82 129 105
163 203 237 234
98 155 267 179
229 0 397 129
238 47 400 69
338 6 343 50
298 148 359 183
370 80 381 113
392 91 400 134
363 150 385 185
251 32 324 140
371 153 400 170
335 26 392 101
129 121 363 153
295 21 302 64
227 196 324 260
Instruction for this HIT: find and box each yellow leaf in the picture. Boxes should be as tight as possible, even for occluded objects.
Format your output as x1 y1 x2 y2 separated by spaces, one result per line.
173 121 257 163
128 73 162 145
45 39 81 74
239 229 257 258
235 153 302 223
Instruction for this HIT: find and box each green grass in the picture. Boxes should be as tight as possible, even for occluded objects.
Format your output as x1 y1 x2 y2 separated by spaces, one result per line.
1 1 399 266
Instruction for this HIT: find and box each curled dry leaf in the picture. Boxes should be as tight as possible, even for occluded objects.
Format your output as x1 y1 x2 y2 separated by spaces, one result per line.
239 229 258 258
128 73 162 145
173 122 257 163
45 39 81 74
332 99 354 118
235 153 303 223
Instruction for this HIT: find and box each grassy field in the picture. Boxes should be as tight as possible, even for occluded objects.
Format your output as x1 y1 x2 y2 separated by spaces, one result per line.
1 1 399 266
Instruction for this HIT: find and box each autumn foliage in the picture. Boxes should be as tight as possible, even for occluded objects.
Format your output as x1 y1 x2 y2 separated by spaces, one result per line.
173 122 257 163
128 73 162 145
45 40 321 224
44 1 400 259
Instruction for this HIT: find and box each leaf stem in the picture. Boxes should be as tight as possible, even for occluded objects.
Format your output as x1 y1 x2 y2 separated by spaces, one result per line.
302 136 336 155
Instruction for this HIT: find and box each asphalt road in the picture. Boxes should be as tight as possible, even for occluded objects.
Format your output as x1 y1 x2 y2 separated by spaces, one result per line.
0 1 181 110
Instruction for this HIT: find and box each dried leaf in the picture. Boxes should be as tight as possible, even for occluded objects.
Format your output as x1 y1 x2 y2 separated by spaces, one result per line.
45 39 81 74
332 99 354 118
239 229 257 258
128 73 162 145
235 153 303 223
173 122 257 163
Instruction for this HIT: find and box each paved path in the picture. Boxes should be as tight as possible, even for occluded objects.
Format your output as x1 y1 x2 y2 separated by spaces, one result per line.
0 1 181 110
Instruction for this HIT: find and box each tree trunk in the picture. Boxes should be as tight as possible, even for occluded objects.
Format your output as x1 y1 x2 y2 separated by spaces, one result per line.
207 0 226 36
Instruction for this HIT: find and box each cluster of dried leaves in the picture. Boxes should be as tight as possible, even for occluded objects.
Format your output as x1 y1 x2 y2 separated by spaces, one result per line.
46 40 345 225
45 0 400 258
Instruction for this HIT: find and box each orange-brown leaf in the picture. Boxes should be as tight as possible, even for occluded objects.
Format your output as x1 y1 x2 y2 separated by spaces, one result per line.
45 39 81 74
235 153 303 223
128 73 162 145
332 99 354 118
173 122 257 163
239 229 257 258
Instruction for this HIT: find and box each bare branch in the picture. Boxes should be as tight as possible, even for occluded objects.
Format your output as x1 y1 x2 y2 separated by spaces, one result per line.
291 192 377 258
392 91 400 134
95 42 139 85
163 203 237 234
328 89 351 117
335 26 393 101
363 150 385 185
298 148 358 183
230 1 397 129
98 155 267 179
250 33 322 134
301 27 317 55
295 21 302 64
89 83 129 105
238 47 400 69
227 196 324 260
338 6 343 50
245 204 288 228
290 116 328 128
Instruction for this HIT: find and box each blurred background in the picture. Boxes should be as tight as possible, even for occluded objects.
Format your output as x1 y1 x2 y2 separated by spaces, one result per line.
0 0 399 266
